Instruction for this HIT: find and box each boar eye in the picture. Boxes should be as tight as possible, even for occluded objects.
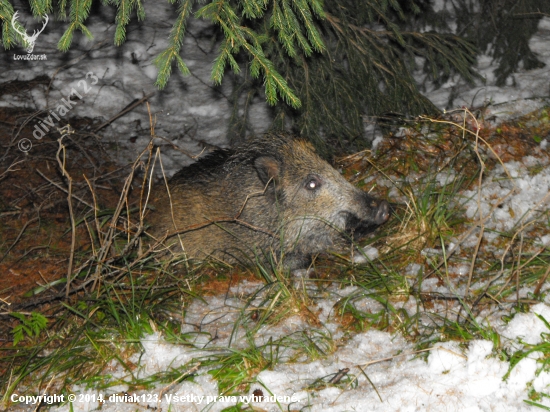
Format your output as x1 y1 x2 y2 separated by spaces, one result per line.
305 176 321 191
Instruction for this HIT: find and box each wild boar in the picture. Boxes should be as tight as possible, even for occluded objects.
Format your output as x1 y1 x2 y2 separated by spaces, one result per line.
149 133 389 269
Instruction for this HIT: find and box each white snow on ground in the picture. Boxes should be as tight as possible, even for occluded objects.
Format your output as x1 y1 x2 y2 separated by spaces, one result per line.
54 286 550 412
4 2 550 411
462 155 550 233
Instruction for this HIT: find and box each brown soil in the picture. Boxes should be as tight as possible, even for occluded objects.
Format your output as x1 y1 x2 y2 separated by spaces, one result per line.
0 103 136 307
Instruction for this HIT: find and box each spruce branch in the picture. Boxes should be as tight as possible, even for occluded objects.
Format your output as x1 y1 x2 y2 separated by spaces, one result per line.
291 0 324 53
197 0 302 108
242 0 268 19
29 0 52 16
407 32 478 83
58 0 68 19
154 0 193 89
57 0 93 51
0 0 17 49
114 0 131 46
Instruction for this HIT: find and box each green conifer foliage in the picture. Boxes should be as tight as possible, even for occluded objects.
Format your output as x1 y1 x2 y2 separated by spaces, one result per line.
154 0 193 89
0 0 18 49
1 0 543 152
259 0 478 152
57 0 93 51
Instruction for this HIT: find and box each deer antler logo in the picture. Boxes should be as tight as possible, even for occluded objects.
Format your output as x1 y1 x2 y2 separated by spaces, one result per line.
11 12 49 54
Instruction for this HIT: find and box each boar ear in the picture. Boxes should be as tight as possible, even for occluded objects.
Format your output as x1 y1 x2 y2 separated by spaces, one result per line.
254 156 280 185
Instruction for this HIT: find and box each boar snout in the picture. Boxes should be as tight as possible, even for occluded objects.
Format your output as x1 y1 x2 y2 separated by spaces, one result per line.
342 196 390 238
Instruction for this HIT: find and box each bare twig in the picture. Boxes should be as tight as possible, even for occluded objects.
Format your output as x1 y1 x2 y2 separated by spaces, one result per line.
153 134 204 160
55 132 77 299
534 265 550 296
83 174 102 250
93 93 155 133
0 217 39 264
36 169 94 209
328 368 350 384
0 159 24 181
157 363 201 409
89 140 157 290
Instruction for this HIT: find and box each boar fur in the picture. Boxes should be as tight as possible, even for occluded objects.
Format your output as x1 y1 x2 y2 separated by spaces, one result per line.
149 133 389 269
